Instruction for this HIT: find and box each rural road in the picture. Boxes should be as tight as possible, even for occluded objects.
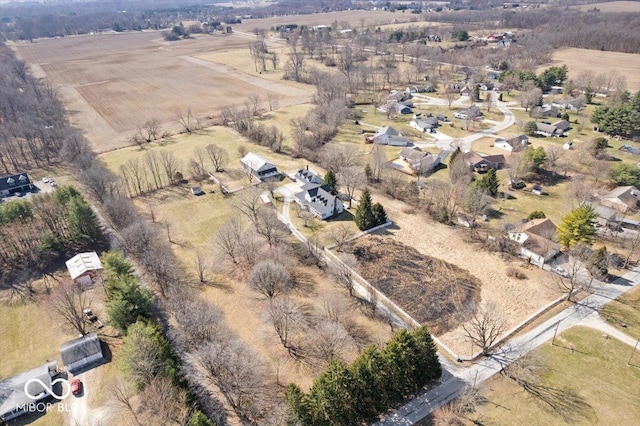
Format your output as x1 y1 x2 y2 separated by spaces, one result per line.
375 267 640 425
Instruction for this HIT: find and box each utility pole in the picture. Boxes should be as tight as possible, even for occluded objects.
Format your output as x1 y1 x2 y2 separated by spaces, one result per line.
628 340 639 366
551 320 561 346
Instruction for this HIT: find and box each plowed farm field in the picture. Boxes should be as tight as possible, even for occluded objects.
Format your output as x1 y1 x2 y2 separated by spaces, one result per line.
12 31 312 153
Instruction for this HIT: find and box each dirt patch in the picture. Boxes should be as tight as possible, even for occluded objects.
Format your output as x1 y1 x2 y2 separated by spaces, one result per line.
572 1 640 13
347 235 481 335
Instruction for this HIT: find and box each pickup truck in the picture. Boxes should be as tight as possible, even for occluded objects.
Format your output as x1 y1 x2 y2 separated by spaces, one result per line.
83 308 104 329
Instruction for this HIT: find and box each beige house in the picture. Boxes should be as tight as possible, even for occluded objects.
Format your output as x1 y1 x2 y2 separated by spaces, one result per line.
508 218 560 267
601 186 640 213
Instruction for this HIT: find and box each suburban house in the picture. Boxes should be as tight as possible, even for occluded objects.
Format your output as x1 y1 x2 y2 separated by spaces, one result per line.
399 147 444 174
66 252 103 286
465 151 506 173
551 98 584 111
409 116 438 132
388 90 411 103
241 152 280 181
372 126 409 146
293 169 343 220
454 105 483 120
534 104 560 118
0 172 33 197
494 135 530 152
0 361 58 422
459 86 472 96
294 167 323 186
478 82 494 91
446 83 464 93
508 218 560 267
601 186 640 213
535 120 570 137
378 102 412 115
61 333 106 374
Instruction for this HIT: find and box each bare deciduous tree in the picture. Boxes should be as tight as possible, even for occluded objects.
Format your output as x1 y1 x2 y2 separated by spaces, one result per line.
195 250 208 283
255 208 289 247
141 376 193 426
48 281 91 335
461 301 506 355
232 187 263 227
143 118 161 142
337 166 366 208
212 218 244 264
159 151 181 185
205 144 228 172
309 320 354 364
112 379 143 426
328 223 355 251
175 108 197 133
267 297 308 359
247 260 292 299
329 253 358 297
551 254 594 302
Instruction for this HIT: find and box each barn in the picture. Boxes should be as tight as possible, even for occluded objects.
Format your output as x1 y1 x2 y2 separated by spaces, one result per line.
60 333 105 374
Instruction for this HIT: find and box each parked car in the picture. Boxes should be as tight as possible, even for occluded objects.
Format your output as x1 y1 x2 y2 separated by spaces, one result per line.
71 379 82 396
552 266 569 278
42 177 50 183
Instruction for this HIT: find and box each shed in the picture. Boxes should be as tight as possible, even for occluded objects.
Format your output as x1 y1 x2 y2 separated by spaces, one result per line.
66 252 103 286
61 333 105 374
191 186 203 195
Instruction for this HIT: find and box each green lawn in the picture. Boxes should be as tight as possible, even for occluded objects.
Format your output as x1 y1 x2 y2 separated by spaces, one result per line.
472 326 640 426
600 286 640 341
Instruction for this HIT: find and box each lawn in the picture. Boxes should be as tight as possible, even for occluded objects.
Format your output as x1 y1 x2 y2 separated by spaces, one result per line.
471 326 640 425
600 285 640 341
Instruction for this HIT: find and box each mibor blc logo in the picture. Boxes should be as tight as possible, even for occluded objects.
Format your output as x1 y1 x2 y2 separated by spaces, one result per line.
24 378 72 400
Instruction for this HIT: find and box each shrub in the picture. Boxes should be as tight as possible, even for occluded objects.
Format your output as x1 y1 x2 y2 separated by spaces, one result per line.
506 266 526 280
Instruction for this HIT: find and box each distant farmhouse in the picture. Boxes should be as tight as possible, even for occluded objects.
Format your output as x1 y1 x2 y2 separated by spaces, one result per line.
0 172 33 197
66 252 103 286
293 168 343 220
0 361 58 422
241 152 280 181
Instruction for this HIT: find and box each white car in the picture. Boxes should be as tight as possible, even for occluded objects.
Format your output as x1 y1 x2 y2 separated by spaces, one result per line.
42 177 50 183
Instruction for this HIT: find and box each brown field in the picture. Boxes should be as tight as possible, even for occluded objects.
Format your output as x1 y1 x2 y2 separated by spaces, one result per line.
11 31 312 153
572 1 640 13
233 9 405 32
541 48 640 92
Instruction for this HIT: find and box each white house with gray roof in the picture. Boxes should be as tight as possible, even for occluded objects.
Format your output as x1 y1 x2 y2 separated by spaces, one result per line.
293 169 343 220
372 126 409 146
0 361 58 421
61 333 105 374
240 152 280 181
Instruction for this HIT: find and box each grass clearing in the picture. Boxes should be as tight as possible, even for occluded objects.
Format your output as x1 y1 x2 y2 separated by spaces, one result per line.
472 326 640 425
600 285 640 340
572 1 640 13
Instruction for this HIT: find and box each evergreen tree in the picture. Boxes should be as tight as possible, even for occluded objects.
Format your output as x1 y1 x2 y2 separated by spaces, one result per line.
471 85 480 102
411 327 442 385
527 210 546 220
285 384 310 425
354 188 376 231
349 346 387 421
102 250 135 285
188 411 217 426
67 196 103 245
523 146 547 171
474 168 499 196
557 205 598 248
323 170 337 193
305 361 356 425
107 275 155 332
523 120 537 136
372 202 387 226
587 246 608 280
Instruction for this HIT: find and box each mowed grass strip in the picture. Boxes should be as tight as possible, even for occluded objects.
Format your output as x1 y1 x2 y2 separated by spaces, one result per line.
472 326 640 426
600 285 640 340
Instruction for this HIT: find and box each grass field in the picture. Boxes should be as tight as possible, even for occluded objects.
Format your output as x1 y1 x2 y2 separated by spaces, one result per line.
600 285 640 341
541 47 640 92
471 326 640 425
572 1 640 13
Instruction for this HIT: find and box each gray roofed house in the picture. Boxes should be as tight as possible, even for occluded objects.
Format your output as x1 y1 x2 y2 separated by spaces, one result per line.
294 183 343 220
601 186 640 213
240 152 280 181
552 119 571 133
294 167 323 185
535 122 561 137
494 135 530 152
61 333 105 374
535 104 560 118
0 172 33 197
0 361 57 421
373 126 409 146
465 151 506 173
409 117 438 132
508 218 560 267
399 147 443 173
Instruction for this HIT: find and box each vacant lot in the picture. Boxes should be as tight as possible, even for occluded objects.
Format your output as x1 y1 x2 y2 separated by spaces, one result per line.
573 1 640 13
375 194 560 356
12 31 312 153
345 236 482 335
541 48 640 92
600 285 640 340
470 327 640 425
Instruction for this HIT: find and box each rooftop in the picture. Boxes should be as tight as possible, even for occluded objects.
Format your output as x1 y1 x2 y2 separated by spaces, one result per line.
65 252 103 280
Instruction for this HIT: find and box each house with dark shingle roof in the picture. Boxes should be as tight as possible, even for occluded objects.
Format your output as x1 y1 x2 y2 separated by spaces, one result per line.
293 169 343 220
61 333 105 374
0 172 33 197
465 151 506 173
240 153 280 181
601 186 640 213
0 361 58 422
399 147 444 174
409 117 438 132
494 135 530 152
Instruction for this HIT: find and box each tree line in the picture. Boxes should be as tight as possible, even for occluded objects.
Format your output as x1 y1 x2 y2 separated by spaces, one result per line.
285 326 441 425
0 45 68 174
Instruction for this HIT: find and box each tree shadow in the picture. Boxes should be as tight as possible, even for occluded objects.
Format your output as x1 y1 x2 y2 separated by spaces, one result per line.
290 269 317 296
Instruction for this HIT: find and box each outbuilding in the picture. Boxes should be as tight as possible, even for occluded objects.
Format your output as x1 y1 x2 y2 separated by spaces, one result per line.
66 252 103 286
61 333 106 374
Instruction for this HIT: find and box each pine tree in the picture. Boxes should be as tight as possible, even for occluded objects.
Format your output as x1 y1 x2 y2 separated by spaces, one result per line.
474 168 499 196
323 170 337 193
67 196 103 245
355 188 376 231
557 204 598 248
188 411 217 426
372 202 387 226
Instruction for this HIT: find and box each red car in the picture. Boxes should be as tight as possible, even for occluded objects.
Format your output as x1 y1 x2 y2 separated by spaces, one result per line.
71 379 82 396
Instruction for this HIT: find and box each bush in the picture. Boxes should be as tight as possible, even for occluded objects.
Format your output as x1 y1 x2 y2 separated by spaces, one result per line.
506 266 526 280
527 210 546 220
